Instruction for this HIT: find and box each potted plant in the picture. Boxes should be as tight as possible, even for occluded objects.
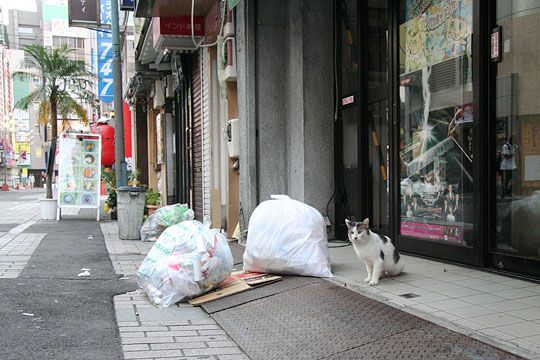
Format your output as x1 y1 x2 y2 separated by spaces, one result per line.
105 190 117 220
145 188 161 216
14 44 93 220
128 169 140 187
102 167 117 219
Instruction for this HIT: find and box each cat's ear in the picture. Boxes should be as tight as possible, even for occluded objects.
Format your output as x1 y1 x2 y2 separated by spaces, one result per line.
362 218 370 227
345 219 353 228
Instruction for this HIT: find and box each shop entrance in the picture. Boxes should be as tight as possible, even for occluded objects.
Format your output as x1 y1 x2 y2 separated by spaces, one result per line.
486 1 540 278
336 0 392 237
336 0 480 267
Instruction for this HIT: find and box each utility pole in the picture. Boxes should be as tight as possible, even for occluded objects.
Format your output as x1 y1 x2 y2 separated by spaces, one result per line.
111 0 127 188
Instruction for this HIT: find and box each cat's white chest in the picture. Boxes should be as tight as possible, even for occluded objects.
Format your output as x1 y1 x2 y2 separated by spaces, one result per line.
352 241 378 263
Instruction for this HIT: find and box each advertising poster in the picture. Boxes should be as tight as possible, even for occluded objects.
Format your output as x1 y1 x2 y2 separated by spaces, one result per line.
401 0 473 74
57 133 101 210
399 0 474 246
14 142 31 166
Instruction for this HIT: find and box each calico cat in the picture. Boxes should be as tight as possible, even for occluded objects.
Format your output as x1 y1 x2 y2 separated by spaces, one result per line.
346 218 405 285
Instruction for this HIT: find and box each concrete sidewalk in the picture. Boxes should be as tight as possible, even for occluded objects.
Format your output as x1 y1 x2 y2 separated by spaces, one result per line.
101 221 531 359
101 222 248 360
329 244 540 358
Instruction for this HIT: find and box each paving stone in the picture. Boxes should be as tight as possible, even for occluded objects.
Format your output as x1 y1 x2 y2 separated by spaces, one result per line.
169 325 221 331
120 326 169 333
123 344 150 351
121 337 175 345
124 349 183 359
183 347 243 356
145 330 198 337
173 336 229 343
150 342 208 350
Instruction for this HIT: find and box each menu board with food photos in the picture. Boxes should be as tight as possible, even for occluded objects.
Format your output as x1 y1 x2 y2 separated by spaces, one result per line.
57 133 101 219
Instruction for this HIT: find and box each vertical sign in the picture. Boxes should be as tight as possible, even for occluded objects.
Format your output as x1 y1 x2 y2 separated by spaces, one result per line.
491 26 502 63
97 0 114 103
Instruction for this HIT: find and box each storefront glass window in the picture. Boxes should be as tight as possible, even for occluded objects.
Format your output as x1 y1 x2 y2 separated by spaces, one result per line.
398 0 474 246
493 1 540 261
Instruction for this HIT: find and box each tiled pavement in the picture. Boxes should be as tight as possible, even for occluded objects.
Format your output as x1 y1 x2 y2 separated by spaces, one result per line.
102 222 248 360
0 233 46 278
102 220 539 359
101 221 153 277
0 196 44 279
329 244 540 358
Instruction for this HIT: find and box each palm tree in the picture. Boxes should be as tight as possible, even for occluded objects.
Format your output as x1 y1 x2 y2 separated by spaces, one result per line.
14 44 94 199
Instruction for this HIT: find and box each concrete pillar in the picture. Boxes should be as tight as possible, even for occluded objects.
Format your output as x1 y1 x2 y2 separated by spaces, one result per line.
236 0 259 228
237 0 334 224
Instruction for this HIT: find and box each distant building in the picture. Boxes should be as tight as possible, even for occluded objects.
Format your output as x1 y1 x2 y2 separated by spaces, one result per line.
6 0 43 50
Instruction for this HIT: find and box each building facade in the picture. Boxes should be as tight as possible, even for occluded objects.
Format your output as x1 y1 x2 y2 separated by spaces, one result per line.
130 0 540 279
235 0 540 280
130 0 240 233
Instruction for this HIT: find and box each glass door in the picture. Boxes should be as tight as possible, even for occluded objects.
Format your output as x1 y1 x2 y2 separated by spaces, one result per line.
488 1 540 278
367 0 391 233
336 0 391 237
396 0 478 264
336 0 360 229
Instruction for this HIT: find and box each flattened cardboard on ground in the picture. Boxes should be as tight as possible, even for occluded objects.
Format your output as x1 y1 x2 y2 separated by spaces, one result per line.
188 271 282 305
232 271 282 286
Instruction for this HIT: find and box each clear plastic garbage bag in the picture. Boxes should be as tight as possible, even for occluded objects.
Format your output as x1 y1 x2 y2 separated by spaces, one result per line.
140 204 195 242
243 195 333 277
137 220 234 308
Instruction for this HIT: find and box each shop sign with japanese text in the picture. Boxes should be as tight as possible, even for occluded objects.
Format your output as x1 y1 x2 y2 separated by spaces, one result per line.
97 0 113 103
68 0 100 27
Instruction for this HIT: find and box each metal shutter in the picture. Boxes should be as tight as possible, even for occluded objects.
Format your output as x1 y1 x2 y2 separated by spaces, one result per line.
202 48 212 222
192 51 203 221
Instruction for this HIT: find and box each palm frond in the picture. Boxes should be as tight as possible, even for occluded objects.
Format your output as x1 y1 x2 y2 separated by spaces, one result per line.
20 44 94 127
57 92 89 124
14 88 47 111
38 101 51 126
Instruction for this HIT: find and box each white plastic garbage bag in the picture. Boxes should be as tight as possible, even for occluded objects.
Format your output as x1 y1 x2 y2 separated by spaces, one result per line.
140 203 195 242
243 195 333 277
137 220 234 308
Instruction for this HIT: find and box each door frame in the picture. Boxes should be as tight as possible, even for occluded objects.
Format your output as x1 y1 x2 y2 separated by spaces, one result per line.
390 0 484 267
336 0 485 267
484 0 540 279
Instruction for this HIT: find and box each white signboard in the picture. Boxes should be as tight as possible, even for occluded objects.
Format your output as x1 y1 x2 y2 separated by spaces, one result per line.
57 133 101 220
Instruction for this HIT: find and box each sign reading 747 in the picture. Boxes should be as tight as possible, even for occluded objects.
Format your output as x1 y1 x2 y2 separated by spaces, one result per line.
97 0 113 103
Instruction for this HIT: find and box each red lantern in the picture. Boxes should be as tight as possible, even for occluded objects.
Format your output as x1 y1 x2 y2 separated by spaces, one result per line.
92 122 115 166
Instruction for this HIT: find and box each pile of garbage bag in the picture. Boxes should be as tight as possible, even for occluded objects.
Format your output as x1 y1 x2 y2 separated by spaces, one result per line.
137 220 234 308
243 195 333 278
140 204 195 242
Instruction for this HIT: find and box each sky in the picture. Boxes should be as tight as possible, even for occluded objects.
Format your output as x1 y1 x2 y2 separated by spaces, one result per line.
0 0 38 24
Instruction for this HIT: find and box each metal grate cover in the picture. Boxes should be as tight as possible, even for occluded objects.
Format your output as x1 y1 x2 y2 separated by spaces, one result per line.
211 282 520 360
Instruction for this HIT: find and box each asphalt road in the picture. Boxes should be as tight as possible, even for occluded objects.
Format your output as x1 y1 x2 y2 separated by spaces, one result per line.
0 191 136 360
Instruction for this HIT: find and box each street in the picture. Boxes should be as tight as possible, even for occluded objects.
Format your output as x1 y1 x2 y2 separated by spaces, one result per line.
0 190 529 360
0 189 135 360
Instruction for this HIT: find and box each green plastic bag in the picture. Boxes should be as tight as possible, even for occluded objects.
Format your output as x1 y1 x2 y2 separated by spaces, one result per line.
140 204 195 242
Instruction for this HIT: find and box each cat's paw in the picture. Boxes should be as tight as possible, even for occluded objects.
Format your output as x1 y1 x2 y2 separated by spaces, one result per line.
363 277 371 283
368 279 379 286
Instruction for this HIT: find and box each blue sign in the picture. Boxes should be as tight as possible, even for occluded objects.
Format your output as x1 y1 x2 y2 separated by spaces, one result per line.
97 0 113 103
120 0 135 11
